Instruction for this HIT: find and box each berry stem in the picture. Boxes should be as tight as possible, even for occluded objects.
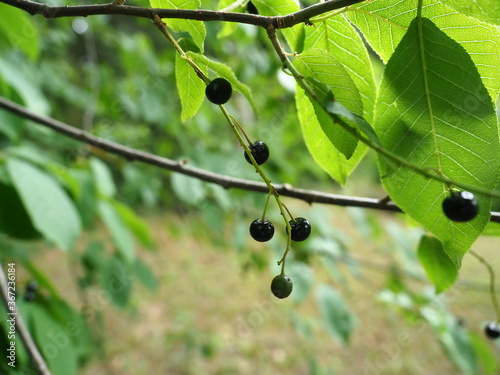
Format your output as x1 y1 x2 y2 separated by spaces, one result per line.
261 190 272 220
282 203 295 222
230 115 253 144
278 227 292 275
470 250 500 323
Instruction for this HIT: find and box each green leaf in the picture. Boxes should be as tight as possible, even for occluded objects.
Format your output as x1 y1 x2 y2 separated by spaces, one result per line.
438 0 500 26
28 304 78 375
252 0 303 52
216 0 243 38
6 158 82 251
323 99 381 147
304 15 376 122
295 86 367 185
97 199 135 262
470 333 498 375
286 261 314 304
171 172 207 206
0 182 41 240
102 254 133 308
294 49 363 159
347 0 500 100
0 107 25 141
111 200 154 249
375 18 500 267
175 53 207 121
69 169 98 229
0 4 40 61
315 284 356 345
187 51 257 113
89 157 116 198
44 163 82 206
482 221 500 236
293 48 370 184
0 56 50 115
133 258 158 292
434 322 479 375
150 0 206 51
417 235 458 293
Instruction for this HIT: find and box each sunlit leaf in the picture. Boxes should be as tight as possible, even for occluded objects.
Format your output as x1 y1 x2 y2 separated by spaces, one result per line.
294 49 362 158
175 53 207 121
252 0 303 51
188 51 257 113
295 86 367 185
438 0 500 26
150 0 206 51
375 18 500 267
305 14 376 122
348 0 500 100
0 4 39 61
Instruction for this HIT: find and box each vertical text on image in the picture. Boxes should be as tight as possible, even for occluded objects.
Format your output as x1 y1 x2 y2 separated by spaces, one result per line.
6 263 17 367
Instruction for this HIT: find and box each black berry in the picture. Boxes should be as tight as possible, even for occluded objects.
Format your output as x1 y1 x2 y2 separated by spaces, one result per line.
288 217 311 242
442 191 479 222
205 78 232 105
244 141 270 165
247 1 258 14
26 280 38 292
250 218 274 242
270 274 293 299
24 291 36 302
485 322 500 340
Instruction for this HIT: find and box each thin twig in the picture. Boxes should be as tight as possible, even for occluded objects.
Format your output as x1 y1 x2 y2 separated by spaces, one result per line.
0 262 52 375
0 0 365 28
1 96 500 222
469 250 500 322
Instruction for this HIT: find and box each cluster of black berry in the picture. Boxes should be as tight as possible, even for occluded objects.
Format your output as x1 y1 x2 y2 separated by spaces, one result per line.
206 77 312 299
250 217 311 299
25 280 38 302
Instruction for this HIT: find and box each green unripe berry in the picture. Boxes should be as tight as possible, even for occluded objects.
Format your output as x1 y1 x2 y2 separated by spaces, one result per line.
270 274 293 299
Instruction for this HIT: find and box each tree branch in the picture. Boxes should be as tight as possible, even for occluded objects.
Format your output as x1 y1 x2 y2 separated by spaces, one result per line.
0 262 52 375
0 96 499 222
0 0 364 29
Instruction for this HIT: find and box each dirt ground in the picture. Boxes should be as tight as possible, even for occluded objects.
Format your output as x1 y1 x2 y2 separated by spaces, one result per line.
25 206 500 375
